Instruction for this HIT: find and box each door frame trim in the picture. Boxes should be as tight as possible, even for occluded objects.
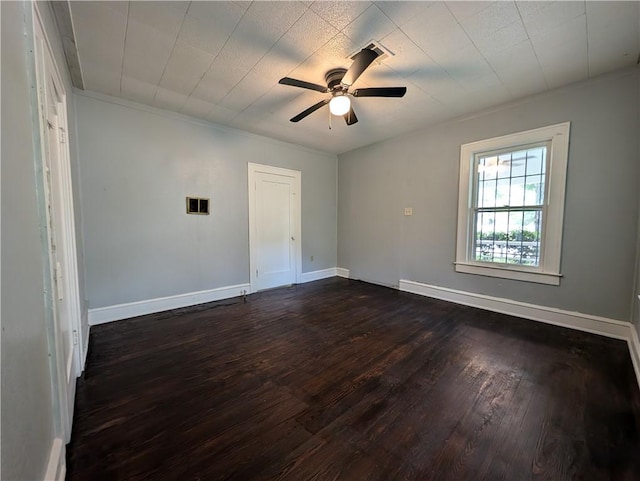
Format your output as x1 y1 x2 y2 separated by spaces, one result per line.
32 2 83 443
248 163 302 293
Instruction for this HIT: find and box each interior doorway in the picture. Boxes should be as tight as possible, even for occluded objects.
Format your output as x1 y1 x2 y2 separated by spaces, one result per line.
248 163 301 292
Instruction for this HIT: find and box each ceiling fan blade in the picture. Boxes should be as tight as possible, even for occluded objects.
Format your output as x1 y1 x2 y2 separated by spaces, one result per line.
290 99 330 122
344 107 358 125
353 87 407 98
279 77 328 93
341 49 379 86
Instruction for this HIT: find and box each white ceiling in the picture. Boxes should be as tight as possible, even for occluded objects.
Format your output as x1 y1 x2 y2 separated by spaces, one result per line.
68 1 640 154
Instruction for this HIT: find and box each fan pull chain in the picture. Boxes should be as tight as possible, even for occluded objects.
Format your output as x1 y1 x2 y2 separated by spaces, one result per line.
328 108 332 130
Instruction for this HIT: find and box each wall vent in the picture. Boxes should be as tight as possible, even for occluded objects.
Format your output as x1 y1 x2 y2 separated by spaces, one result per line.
349 40 394 63
186 196 210 215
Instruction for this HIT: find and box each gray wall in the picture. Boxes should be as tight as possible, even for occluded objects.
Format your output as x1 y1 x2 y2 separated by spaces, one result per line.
2 2 54 479
339 69 640 322
74 93 338 309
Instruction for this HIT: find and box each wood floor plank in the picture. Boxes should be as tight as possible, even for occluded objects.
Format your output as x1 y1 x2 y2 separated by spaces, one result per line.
67 278 640 480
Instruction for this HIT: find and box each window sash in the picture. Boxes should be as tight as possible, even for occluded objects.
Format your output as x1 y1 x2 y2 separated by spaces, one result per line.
468 142 550 270
472 207 544 267
472 141 550 210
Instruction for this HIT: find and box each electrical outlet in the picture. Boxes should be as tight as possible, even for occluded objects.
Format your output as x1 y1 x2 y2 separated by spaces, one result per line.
404 207 413 216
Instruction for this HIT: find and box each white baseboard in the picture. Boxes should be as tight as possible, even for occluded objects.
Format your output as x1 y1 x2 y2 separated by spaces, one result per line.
629 324 640 390
88 283 250 325
299 267 339 283
44 438 65 481
399 279 630 340
336 267 350 278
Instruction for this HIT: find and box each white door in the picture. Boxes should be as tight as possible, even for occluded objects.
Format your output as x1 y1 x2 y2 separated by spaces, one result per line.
248 164 301 292
34 7 81 443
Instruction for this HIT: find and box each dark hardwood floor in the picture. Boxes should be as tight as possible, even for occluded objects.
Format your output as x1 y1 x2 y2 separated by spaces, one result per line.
67 278 640 481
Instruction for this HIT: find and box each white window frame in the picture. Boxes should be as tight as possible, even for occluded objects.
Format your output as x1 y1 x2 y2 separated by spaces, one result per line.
455 122 570 285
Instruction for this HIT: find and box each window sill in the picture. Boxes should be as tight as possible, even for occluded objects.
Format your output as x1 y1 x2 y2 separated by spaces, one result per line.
454 262 561 285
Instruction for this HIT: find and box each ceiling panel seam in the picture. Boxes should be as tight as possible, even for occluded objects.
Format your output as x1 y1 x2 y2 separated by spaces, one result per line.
118 2 131 96
513 1 550 91
206 3 318 120
151 2 191 105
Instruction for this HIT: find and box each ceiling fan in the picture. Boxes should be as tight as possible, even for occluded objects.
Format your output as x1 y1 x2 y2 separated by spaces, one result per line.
278 48 407 126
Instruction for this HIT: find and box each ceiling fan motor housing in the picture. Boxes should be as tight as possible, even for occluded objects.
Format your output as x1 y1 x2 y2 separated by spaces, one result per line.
325 68 348 91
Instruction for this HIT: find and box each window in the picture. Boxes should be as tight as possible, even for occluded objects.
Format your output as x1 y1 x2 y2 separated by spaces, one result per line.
455 122 570 285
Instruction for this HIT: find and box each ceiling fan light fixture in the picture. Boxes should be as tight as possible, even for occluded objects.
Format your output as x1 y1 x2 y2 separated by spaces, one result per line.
329 95 351 116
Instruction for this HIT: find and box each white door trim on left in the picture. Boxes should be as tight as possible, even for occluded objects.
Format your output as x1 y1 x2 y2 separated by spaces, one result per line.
44 438 65 481
32 2 83 445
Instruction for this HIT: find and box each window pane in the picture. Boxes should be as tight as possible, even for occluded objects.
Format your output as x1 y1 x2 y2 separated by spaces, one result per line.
509 175 525 207
525 146 546 176
474 211 507 263
476 166 488 208
478 179 494 208
477 155 498 180
524 175 545 205
474 209 542 266
508 150 527 178
496 178 510 206
496 153 512 179
506 211 541 266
